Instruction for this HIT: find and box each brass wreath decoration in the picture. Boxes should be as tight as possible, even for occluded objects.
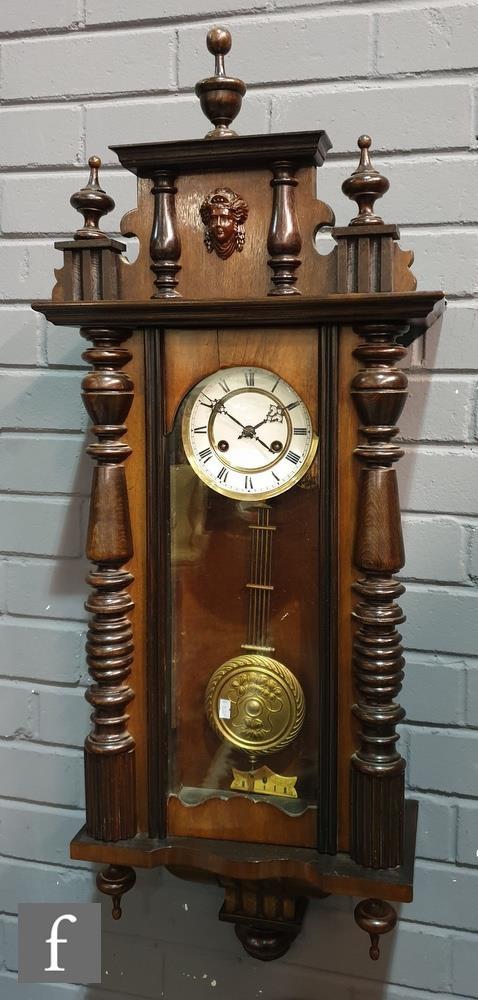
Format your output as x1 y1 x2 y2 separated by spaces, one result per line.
205 653 305 757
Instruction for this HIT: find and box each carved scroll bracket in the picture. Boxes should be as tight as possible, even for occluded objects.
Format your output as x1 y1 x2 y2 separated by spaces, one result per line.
81 326 137 845
267 161 302 295
350 320 409 870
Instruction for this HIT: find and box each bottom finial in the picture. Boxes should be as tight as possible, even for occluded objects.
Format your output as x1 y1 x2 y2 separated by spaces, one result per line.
235 923 298 962
354 898 397 960
96 865 136 920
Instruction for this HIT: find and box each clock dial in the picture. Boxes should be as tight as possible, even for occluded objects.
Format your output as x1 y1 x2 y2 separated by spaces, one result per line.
182 365 318 500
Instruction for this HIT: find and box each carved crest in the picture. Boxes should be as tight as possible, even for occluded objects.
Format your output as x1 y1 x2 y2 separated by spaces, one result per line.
199 187 248 259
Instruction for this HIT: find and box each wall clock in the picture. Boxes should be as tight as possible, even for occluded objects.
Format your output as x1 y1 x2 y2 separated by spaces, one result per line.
32 26 444 962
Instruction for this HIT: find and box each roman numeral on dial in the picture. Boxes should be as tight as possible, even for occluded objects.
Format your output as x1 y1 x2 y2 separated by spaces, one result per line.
286 400 300 411
294 427 307 435
194 426 207 434
218 379 230 394
244 475 254 490
245 370 255 386
217 467 228 483
286 450 300 465
199 447 212 463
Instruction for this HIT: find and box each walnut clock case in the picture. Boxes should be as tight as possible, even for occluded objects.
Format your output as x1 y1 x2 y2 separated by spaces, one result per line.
33 28 444 963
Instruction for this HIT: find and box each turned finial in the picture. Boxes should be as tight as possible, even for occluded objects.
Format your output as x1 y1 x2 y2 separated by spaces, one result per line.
70 155 115 239
97 866 136 921
195 27 246 139
342 135 390 226
354 899 397 961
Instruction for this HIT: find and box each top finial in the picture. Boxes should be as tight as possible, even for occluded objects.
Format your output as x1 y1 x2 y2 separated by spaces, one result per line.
70 155 115 239
195 26 246 139
342 135 390 226
207 26 232 63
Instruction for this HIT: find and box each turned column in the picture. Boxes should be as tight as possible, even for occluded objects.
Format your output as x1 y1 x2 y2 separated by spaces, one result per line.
333 137 411 873
267 161 302 295
350 319 408 868
150 171 182 298
81 325 136 842
56 160 137 916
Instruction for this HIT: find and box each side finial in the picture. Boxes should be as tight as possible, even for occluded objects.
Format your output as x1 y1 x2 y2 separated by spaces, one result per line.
354 899 397 961
97 866 136 921
342 136 389 226
70 155 115 239
195 27 246 139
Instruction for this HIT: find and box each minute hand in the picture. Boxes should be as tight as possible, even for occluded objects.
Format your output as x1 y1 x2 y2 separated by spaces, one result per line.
255 436 273 453
219 405 247 431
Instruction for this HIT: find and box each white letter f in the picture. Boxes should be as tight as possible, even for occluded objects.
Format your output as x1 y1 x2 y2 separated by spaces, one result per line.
45 914 77 972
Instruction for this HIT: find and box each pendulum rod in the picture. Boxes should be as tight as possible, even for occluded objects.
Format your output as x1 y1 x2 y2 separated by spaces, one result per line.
242 504 276 653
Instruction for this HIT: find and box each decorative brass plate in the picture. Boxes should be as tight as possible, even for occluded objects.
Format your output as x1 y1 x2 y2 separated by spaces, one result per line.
205 653 305 758
231 765 299 798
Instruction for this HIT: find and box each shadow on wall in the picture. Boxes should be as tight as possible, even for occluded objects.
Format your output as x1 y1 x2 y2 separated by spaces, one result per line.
74 874 399 998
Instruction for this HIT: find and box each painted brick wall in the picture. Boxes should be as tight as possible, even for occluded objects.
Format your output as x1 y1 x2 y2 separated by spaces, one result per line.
0 1 476 997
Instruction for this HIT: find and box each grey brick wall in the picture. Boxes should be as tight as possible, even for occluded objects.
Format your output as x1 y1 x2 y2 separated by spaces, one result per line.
0 1 476 998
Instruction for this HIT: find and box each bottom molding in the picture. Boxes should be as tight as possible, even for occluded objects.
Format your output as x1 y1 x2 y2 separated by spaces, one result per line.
71 798 417 904
78 800 418 959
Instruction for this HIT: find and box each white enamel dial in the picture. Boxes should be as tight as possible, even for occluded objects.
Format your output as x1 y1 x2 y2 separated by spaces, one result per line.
182 366 318 501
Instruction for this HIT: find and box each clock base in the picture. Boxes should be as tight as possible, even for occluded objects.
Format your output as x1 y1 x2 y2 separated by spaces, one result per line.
70 800 417 960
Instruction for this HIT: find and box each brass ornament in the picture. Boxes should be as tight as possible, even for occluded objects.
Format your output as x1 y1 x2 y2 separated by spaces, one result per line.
199 188 249 259
205 653 305 760
231 765 299 799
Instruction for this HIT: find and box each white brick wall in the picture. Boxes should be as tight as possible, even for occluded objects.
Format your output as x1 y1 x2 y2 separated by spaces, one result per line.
0 1 477 998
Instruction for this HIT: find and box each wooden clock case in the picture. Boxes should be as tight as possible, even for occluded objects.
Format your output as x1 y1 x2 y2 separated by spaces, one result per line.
32 28 444 962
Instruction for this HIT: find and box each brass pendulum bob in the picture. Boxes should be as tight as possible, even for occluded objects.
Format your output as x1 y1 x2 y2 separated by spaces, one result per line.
205 503 305 797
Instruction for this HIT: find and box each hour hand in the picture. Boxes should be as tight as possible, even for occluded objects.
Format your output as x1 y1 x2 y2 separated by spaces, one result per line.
253 403 285 430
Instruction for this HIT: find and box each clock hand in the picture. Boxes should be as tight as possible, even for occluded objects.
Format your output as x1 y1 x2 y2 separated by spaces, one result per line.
217 404 276 451
199 392 218 409
254 435 274 453
252 403 285 430
219 405 247 431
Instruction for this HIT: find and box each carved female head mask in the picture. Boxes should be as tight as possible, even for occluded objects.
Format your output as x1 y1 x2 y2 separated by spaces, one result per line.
199 187 249 260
